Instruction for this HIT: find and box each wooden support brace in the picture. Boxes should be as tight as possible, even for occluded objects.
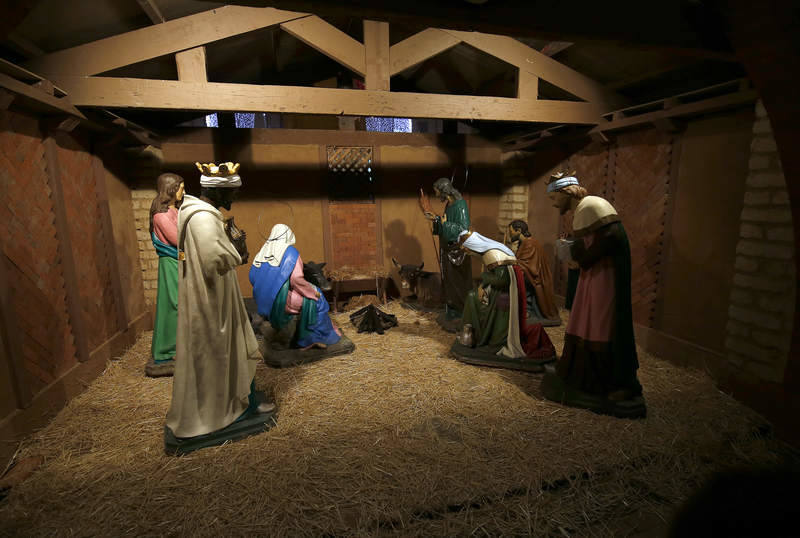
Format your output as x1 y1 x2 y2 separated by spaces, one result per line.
281 15 366 76
0 89 14 110
42 134 91 364
389 28 460 76
364 20 390 91
517 70 538 100
176 46 207 83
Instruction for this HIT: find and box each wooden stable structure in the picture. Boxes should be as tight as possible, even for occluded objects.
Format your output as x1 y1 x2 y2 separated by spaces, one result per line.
0 0 799 477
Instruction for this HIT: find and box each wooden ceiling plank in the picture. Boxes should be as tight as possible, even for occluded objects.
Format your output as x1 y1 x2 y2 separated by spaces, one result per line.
0 58 67 96
136 0 166 24
280 15 366 76
440 29 627 109
23 6 308 77
53 75 604 124
389 28 461 76
364 20 389 91
176 47 207 83
0 72 85 119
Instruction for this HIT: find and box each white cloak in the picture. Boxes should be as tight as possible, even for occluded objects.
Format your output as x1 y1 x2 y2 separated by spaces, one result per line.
166 194 260 438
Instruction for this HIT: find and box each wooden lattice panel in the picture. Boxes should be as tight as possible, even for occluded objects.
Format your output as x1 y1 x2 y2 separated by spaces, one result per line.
327 146 373 174
55 133 119 349
0 111 76 394
612 129 673 327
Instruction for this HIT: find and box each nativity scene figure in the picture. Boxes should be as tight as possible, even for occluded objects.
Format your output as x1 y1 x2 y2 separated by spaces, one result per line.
450 231 556 372
505 219 561 327
540 173 646 419
145 173 184 378
420 177 473 331
164 163 276 455
250 224 355 368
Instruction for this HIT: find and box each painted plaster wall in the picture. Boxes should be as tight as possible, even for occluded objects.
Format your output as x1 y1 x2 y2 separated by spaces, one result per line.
151 130 502 297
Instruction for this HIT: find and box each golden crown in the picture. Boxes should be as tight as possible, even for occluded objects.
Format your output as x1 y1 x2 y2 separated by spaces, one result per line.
550 170 577 179
195 162 240 176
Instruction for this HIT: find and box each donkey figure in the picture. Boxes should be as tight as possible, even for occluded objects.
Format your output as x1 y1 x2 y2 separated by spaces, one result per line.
391 258 443 309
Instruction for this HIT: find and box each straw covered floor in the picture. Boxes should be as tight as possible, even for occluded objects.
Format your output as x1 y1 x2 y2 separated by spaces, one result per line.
0 304 787 536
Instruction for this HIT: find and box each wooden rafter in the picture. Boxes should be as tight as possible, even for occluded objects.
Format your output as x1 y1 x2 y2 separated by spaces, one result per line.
364 20 389 90
280 15 366 76
51 76 605 124
0 72 85 119
439 30 627 109
389 28 461 76
23 6 307 77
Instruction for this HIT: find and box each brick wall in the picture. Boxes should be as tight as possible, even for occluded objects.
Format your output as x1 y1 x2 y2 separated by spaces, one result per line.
498 151 530 234
724 99 795 383
131 188 158 305
329 202 378 268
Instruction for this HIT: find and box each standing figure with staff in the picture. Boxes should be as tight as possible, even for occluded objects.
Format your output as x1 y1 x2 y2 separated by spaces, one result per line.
419 177 473 331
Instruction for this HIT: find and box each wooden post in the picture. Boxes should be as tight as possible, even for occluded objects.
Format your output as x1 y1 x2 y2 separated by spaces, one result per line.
175 46 207 83
364 20 390 91
517 70 538 100
42 133 90 363
0 252 32 408
91 153 130 335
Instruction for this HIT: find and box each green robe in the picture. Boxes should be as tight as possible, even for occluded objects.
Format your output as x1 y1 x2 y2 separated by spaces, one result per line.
432 199 472 314
462 266 511 348
152 254 178 363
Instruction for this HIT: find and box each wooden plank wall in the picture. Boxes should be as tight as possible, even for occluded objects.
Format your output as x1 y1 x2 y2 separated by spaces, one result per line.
0 109 149 465
555 128 675 328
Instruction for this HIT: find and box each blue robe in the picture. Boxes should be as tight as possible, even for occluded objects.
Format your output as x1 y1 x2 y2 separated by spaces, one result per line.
249 246 340 348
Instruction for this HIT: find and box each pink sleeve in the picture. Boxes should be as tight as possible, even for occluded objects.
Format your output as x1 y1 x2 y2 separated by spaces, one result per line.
290 256 318 300
153 210 178 246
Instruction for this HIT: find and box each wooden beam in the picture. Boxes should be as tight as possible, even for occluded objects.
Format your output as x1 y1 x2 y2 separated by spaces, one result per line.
0 72 85 119
517 70 538 100
0 58 67 96
389 28 460 76
592 89 758 133
42 135 90 364
176 47 207 83
54 76 605 124
0 89 14 110
364 20 389 91
280 15 366 76
440 30 627 109
137 0 165 24
24 6 307 77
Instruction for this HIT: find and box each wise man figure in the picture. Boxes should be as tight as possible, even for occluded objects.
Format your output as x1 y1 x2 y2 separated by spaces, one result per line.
505 219 561 327
420 177 472 327
541 173 645 418
164 162 275 454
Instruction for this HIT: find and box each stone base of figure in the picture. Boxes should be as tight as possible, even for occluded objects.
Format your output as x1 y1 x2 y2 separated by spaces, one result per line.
540 369 647 419
436 310 463 333
257 318 355 368
449 341 555 372
164 394 277 455
145 358 174 378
